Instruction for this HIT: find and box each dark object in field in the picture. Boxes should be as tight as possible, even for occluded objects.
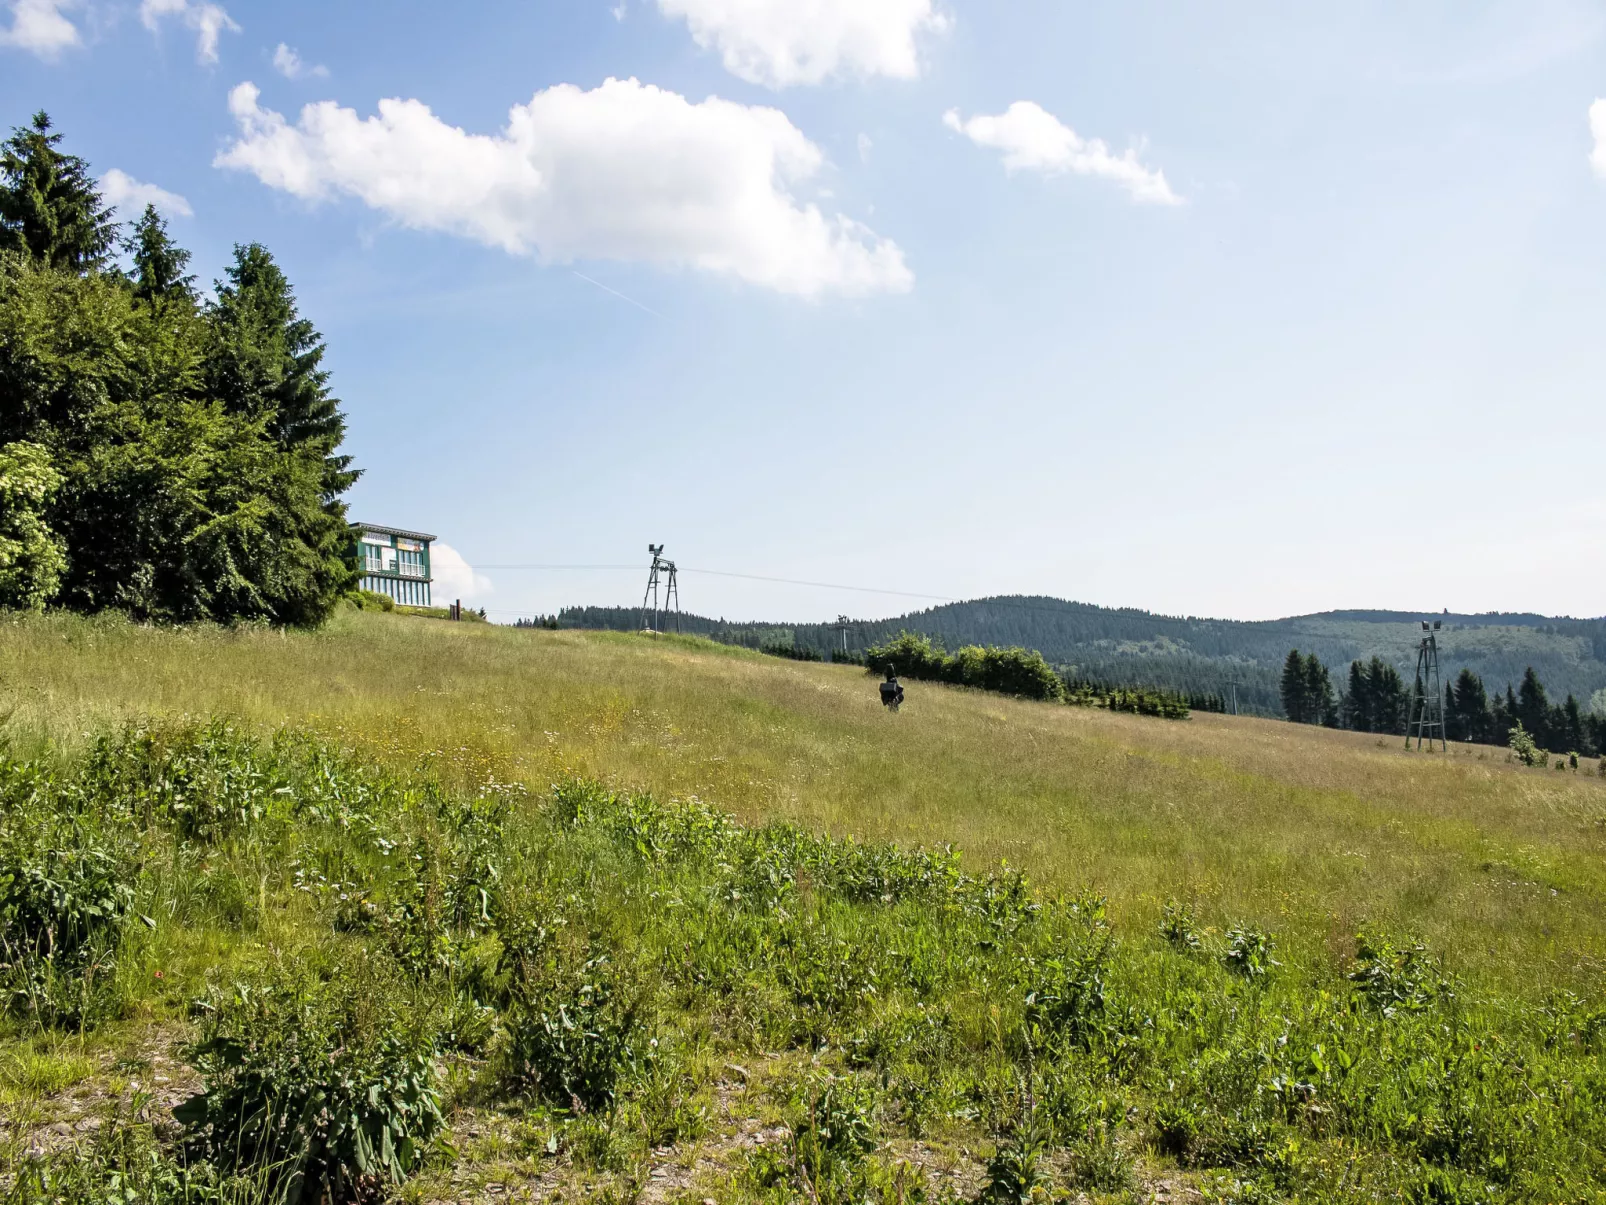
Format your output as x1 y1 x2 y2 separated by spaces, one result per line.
879 669 904 712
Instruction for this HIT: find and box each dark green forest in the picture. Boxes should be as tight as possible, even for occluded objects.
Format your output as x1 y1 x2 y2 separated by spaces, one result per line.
0 113 356 626
1280 649 1606 757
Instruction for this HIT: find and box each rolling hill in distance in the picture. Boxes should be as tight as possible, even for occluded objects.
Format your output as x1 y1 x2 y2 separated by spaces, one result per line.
557 597 1606 715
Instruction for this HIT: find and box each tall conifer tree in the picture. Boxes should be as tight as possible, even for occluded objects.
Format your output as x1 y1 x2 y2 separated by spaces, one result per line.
125 204 195 305
0 112 116 272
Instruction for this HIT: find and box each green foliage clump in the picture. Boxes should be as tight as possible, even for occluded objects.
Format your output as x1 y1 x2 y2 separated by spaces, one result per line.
865 632 1065 702
1159 899 1203 953
1349 933 1444 1016
1223 925 1279 981
349 588 395 612
505 953 646 1114
1066 677 1192 718
174 971 443 1205
0 440 66 611
1507 721 1544 767
0 111 358 627
0 758 139 1028
982 1110 1050 1203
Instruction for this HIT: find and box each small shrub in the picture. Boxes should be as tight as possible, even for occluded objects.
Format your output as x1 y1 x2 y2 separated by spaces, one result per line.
791 1073 880 1201
1159 899 1203 953
1508 723 1544 767
1223 926 1279 981
505 954 645 1113
174 969 443 1205
1154 1097 1202 1159
981 1116 1050 1203
351 589 395 612
85 719 277 843
1024 945 1110 1049
1349 933 1443 1016
0 805 138 1029
1067 1123 1134 1192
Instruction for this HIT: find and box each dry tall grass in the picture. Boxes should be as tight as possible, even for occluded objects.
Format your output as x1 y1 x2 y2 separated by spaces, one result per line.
3 609 1602 996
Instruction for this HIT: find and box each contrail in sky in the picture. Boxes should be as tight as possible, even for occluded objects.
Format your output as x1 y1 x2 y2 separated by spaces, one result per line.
570 270 665 319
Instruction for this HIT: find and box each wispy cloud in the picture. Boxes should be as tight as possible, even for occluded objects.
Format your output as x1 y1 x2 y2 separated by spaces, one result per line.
272 41 326 80
140 0 238 64
0 0 79 59
944 102 1181 206
101 168 193 217
657 0 948 88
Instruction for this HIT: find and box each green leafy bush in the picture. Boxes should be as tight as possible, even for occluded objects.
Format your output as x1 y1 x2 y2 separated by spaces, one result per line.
864 633 1065 702
982 1107 1050 1204
1508 722 1544 767
505 953 646 1113
0 771 138 1027
791 1073 881 1202
1160 899 1203 953
174 970 443 1205
1349 933 1444 1016
1223 925 1279 981
0 440 67 611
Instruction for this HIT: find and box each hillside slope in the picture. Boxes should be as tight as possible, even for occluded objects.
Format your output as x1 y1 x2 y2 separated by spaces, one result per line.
4 610 1606 1204
560 598 1606 714
3 609 1602 997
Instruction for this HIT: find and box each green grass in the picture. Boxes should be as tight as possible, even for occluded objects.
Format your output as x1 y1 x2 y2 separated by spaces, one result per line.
2 608 1603 1001
3 608 1606 1202
0 710 1602 1204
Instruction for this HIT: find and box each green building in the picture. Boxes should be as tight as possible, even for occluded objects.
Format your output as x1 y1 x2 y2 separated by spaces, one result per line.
354 523 435 607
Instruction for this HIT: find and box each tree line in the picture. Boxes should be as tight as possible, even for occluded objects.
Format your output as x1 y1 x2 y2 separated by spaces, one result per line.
1280 649 1606 755
0 112 356 625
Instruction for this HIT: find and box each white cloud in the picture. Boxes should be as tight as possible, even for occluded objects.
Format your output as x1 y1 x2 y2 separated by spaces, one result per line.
657 0 948 88
140 0 238 64
216 77 912 298
0 0 79 58
857 132 872 163
430 543 493 605
943 101 1182 206
101 169 193 217
272 41 325 80
1592 99 1606 178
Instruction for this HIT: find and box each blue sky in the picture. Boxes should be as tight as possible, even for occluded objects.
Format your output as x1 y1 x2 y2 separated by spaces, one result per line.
5 0 1606 623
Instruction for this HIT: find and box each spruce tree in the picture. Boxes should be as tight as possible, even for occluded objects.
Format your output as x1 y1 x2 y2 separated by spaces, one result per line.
0 112 116 272
1281 649 1308 722
206 244 355 480
0 118 361 629
1366 658 1406 735
1303 654 1334 727
125 204 195 305
1517 668 1550 749
1561 694 1588 756
1451 669 1489 743
1346 661 1370 732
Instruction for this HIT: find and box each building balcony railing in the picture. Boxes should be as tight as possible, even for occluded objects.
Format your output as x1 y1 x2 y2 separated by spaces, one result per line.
363 564 430 580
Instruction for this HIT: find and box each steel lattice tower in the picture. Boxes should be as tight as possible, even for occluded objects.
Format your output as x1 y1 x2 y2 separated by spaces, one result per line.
639 544 681 633
1406 620 1447 751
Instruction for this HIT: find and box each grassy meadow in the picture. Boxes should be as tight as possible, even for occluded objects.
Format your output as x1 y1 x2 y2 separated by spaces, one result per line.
2 608 1605 1205
3 608 1602 997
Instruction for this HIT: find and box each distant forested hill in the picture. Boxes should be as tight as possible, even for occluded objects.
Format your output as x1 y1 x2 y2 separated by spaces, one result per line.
555 598 1606 717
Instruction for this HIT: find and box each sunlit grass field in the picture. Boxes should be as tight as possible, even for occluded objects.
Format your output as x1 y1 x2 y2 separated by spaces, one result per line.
3 607 1602 1000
